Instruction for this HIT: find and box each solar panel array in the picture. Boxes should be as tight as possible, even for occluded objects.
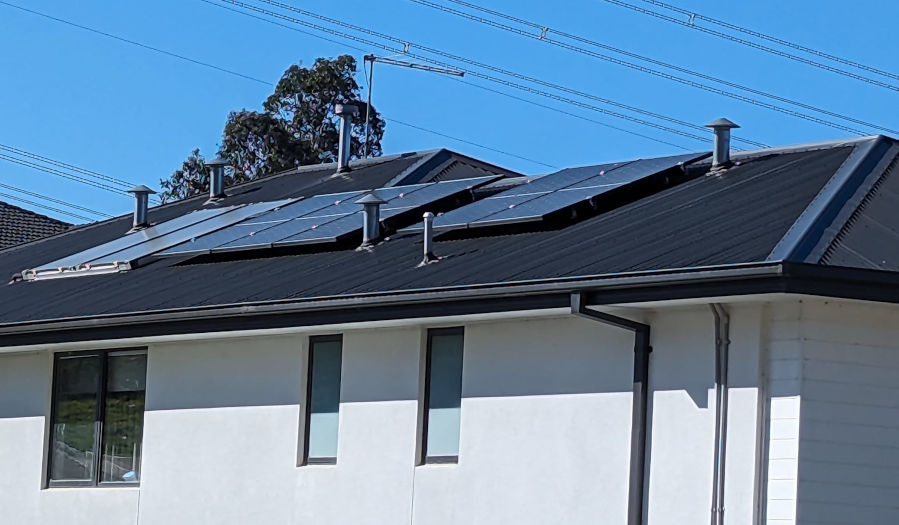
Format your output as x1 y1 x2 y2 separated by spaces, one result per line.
411 152 707 232
23 200 291 281
159 176 500 257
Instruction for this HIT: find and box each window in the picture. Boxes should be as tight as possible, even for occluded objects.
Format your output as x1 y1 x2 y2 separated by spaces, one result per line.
303 335 343 465
48 349 147 487
421 327 464 464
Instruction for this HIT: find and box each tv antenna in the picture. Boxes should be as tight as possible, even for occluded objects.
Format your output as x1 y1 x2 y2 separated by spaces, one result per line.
362 54 465 157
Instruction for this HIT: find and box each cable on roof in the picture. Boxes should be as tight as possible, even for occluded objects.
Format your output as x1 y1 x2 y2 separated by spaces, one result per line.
600 0 899 93
412 0 895 136
213 0 751 148
641 0 899 83
0 182 112 218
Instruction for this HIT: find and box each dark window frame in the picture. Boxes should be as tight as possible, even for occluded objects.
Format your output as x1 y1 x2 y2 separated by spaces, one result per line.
420 327 464 465
301 334 343 466
47 348 147 488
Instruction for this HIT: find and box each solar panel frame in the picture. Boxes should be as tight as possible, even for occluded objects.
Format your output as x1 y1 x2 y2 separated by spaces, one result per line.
166 176 503 254
423 152 708 232
32 208 234 272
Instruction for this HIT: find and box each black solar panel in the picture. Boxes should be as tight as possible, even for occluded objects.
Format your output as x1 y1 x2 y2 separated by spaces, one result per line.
423 152 707 231
159 176 499 255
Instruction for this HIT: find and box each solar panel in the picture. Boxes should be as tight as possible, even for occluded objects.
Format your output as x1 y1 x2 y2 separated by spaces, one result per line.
422 152 707 231
158 175 500 256
23 200 292 280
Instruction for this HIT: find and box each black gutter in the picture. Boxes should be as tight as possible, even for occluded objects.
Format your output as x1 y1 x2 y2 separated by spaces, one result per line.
571 292 651 525
4 262 899 347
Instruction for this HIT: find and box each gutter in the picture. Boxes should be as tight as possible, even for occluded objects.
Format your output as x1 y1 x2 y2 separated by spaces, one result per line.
3 261 899 346
709 304 731 525
572 293 651 525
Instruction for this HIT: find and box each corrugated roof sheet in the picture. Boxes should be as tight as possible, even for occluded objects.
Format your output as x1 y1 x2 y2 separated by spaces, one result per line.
0 137 896 325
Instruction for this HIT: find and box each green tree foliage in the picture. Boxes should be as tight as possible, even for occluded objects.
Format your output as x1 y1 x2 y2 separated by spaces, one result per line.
161 55 384 203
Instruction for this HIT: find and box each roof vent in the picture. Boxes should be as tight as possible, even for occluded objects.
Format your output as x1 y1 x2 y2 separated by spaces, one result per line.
356 191 386 246
705 118 740 169
335 104 359 173
207 156 229 201
420 211 439 265
127 185 156 230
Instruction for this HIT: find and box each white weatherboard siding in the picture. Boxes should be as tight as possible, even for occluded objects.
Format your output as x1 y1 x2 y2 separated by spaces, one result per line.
796 301 899 525
0 351 140 524
767 302 804 525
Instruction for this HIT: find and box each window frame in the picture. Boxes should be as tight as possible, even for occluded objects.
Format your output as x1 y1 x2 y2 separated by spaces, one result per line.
47 348 147 488
301 334 343 466
420 326 465 465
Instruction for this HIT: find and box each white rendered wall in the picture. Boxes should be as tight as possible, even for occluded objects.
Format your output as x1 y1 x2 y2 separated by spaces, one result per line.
795 301 899 525
0 351 140 524
0 306 782 525
411 316 636 525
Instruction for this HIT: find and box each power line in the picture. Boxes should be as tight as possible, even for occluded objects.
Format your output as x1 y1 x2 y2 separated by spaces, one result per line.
0 143 134 189
3 0 562 171
214 0 757 148
0 181 112 218
206 0 695 151
641 0 899 83
450 77 695 151
0 191 96 222
389 119 559 168
0 1 272 87
600 0 899 93
0 153 131 198
412 0 896 136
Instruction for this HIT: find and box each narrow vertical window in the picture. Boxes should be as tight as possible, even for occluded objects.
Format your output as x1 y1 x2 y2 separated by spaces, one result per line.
48 349 147 487
422 327 464 463
304 335 343 464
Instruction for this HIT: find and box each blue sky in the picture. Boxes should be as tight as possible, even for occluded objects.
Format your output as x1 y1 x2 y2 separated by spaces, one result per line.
1 0 897 222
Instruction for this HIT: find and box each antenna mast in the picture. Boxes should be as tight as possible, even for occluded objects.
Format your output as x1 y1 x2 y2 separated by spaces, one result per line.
363 54 464 158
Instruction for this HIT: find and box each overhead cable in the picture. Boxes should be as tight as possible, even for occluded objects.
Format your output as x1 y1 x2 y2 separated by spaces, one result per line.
0 181 112 218
213 0 761 148
600 0 899 93
641 0 899 83
206 0 695 151
0 153 131 198
0 191 97 222
412 0 892 136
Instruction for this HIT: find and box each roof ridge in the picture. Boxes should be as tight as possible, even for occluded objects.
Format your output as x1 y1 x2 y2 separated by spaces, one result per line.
766 136 899 263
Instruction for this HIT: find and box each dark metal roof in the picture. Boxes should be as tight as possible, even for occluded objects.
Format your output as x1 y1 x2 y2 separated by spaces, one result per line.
1 137 898 334
0 201 71 249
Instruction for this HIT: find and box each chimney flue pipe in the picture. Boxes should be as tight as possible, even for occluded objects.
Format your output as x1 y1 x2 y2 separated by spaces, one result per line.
356 191 386 246
207 157 229 200
335 104 359 173
128 185 156 230
705 118 740 169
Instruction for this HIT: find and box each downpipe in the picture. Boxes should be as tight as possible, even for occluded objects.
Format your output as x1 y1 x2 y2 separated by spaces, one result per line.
571 293 651 525
710 304 731 525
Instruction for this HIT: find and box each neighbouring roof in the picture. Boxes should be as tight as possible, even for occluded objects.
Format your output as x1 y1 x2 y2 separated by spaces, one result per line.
0 201 71 249
1 136 899 342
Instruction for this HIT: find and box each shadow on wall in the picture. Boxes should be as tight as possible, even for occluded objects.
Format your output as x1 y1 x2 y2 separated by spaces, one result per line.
0 352 49 419
144 337 303 411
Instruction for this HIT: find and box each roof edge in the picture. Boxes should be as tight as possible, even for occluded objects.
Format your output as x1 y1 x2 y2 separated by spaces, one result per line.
766 136 898 262
5 262 899 347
